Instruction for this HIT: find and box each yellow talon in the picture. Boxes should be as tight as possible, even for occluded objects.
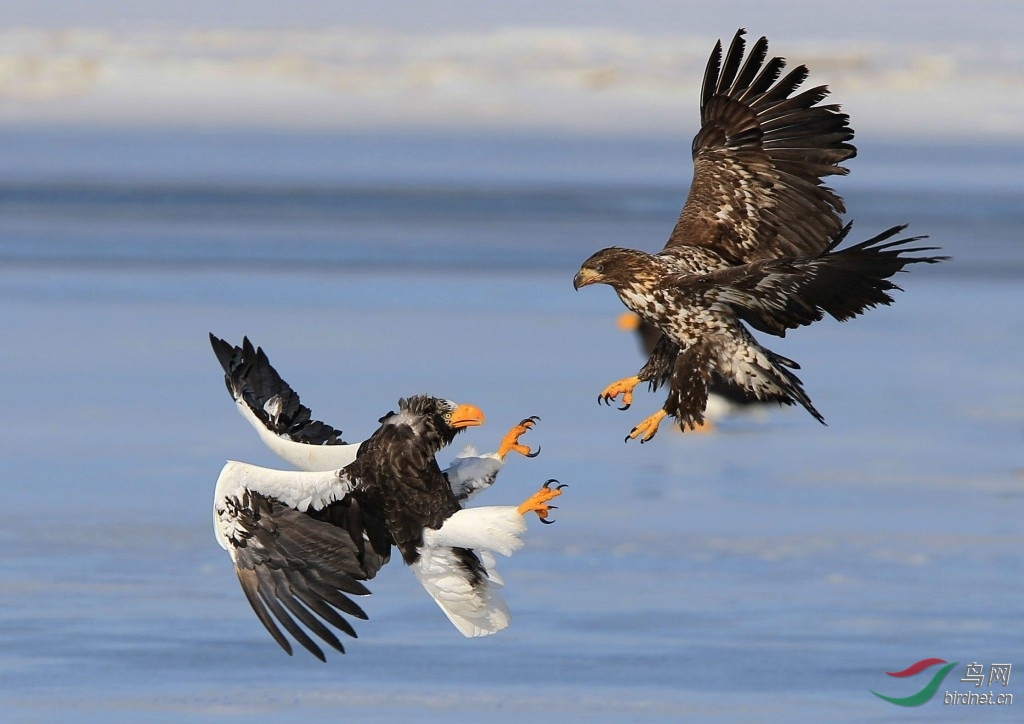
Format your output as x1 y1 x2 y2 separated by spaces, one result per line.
497 416 540 459
516 480 566 522
599 375 641 410
627 409 668 443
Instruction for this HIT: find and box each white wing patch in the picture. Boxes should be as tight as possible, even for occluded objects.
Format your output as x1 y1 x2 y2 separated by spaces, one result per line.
213 460 356 549
443 445 503 502
234 397 361 471
413 506 528 637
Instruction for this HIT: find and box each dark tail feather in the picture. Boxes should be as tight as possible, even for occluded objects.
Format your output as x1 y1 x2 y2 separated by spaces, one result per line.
764 349 826 425
731 223 946 336
804 223 947 323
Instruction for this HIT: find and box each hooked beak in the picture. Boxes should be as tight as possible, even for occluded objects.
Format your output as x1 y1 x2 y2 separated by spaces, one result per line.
573 268 600 290
449 403 485 429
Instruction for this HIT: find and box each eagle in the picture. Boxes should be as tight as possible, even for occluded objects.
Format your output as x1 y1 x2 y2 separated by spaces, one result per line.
213 395 564 660
573 29 946 442
209 334 540 501
209 336 562 660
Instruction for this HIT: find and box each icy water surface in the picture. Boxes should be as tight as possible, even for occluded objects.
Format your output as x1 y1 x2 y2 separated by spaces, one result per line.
0 131 1021 721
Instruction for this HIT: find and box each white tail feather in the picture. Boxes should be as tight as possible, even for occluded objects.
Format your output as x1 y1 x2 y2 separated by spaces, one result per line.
413 507 528 637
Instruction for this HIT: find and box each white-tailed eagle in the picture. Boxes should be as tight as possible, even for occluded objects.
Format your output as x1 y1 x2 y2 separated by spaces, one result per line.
573 29 946 442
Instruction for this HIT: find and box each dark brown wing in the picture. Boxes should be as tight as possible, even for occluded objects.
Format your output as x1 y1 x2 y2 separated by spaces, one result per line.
210 334 347 445
221 488 385 660
665 29 855 261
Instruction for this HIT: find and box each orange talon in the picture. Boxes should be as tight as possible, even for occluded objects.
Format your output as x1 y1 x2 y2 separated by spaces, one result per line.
497 416 540 459
599 375 641 410
627 409 668 443
517 479 566 523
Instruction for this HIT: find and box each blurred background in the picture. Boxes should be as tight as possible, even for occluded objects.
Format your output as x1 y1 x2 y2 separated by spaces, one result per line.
1 2 1021 721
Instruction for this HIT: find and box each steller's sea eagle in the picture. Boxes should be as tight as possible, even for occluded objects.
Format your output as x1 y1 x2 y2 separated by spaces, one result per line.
573 29 946 442
213 394 565 660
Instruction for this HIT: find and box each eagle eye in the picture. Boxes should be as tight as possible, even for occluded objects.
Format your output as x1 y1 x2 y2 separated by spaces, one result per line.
594 263 605 273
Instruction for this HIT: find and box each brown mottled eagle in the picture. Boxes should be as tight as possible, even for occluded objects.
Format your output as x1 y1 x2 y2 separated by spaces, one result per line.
573 29 946 442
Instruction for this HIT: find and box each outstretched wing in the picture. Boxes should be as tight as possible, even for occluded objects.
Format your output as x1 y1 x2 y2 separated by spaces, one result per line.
210 334 363 471
665 29 855 261
214 461 391 660
210 334 346 445
210 335 524 497
666 225 946 337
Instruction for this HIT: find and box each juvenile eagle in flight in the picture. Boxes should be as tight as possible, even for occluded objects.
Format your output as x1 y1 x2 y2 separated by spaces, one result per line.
210 337 560 659
573 29 945 442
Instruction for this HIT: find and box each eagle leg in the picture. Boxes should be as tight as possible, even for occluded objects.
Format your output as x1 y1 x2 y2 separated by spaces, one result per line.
688 418 715 434
598 375 641 410
626 410 668 443
496 416 541 459
516 479 567 523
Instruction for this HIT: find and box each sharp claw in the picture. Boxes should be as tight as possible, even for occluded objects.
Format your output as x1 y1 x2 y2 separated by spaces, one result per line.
555 483 568 490
526 445 541 458
618 402 630 411
542 479 558 489
540 517 555 525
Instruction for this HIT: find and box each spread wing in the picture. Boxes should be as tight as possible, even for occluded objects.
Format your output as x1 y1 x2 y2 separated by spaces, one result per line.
214 461 390 660
210 334 522 498
665 29 855 262
210 334 347 445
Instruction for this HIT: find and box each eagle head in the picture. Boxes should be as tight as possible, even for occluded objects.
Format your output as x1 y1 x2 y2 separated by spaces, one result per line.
391 395 485 449
574 247 658 291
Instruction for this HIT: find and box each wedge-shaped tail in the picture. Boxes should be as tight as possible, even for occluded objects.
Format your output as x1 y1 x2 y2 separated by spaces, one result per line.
414 507 529 637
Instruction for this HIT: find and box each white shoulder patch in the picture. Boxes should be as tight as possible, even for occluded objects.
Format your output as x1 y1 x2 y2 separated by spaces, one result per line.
443 448 503 502
212 460 356 549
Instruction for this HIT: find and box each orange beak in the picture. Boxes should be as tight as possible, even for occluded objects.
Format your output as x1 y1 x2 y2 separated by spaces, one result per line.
449 403 485 429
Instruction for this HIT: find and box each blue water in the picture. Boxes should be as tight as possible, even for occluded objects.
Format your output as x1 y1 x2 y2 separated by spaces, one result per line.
0 129 1021 722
